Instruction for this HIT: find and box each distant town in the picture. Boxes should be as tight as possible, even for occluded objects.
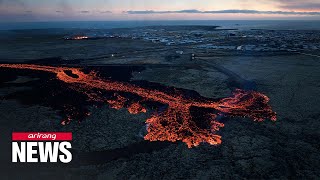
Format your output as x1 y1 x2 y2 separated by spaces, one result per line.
65 26 320 62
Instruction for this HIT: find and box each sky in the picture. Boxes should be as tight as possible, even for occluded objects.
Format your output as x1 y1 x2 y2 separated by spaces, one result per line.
0 0 320 21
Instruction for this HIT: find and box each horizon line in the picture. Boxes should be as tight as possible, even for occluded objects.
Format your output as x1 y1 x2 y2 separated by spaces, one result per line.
1 19 320 23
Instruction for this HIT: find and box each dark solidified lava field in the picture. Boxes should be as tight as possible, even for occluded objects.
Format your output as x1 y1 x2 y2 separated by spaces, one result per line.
0 27 320 179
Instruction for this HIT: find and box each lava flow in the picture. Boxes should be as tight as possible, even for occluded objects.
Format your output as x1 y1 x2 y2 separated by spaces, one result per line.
71 36 89 40
0 64 276 148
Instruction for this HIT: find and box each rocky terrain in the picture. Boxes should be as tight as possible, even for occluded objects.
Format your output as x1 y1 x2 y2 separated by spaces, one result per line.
0 27 320 179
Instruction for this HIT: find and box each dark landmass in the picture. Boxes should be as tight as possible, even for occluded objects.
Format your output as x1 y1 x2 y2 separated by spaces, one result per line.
0 25 320 179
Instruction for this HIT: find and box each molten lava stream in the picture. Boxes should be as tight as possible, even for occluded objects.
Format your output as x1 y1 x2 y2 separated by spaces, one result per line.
0 64 277 148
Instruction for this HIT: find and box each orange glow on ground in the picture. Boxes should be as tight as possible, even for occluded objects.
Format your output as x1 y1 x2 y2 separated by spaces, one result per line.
0 64 276 148
72 36 89 40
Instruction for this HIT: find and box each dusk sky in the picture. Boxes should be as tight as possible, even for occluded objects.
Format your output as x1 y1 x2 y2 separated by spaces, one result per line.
0 0 320 21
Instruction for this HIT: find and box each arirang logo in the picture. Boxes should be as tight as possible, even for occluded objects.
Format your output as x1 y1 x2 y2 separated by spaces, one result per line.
12 132 72 163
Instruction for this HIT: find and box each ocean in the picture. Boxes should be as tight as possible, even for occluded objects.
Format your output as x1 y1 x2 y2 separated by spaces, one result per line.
1 20 320 30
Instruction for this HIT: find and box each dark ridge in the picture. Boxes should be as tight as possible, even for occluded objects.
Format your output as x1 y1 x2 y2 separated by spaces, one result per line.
0 57 81 65
26 57 81 65
190 106 221 129
141 25 219 30
84 66 145 82
135 25 238 31
64 70 79 79
0 68 18 85
0 68 91 122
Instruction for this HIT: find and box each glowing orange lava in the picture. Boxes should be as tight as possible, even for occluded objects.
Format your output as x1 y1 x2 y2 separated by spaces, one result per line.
0 64 276 148
72 36 89 40
128 102 147 114
107 94 127 110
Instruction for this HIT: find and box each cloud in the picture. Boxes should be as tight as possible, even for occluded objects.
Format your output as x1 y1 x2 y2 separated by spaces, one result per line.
57 0 73 13
176 9 202 13
125 9 320 15
274 0 320 10
0 0 25 7
79 10 90 13
100 10 112 13
125 9 200 14
280 3 320 11
0 0 31 13
55 10 63 13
